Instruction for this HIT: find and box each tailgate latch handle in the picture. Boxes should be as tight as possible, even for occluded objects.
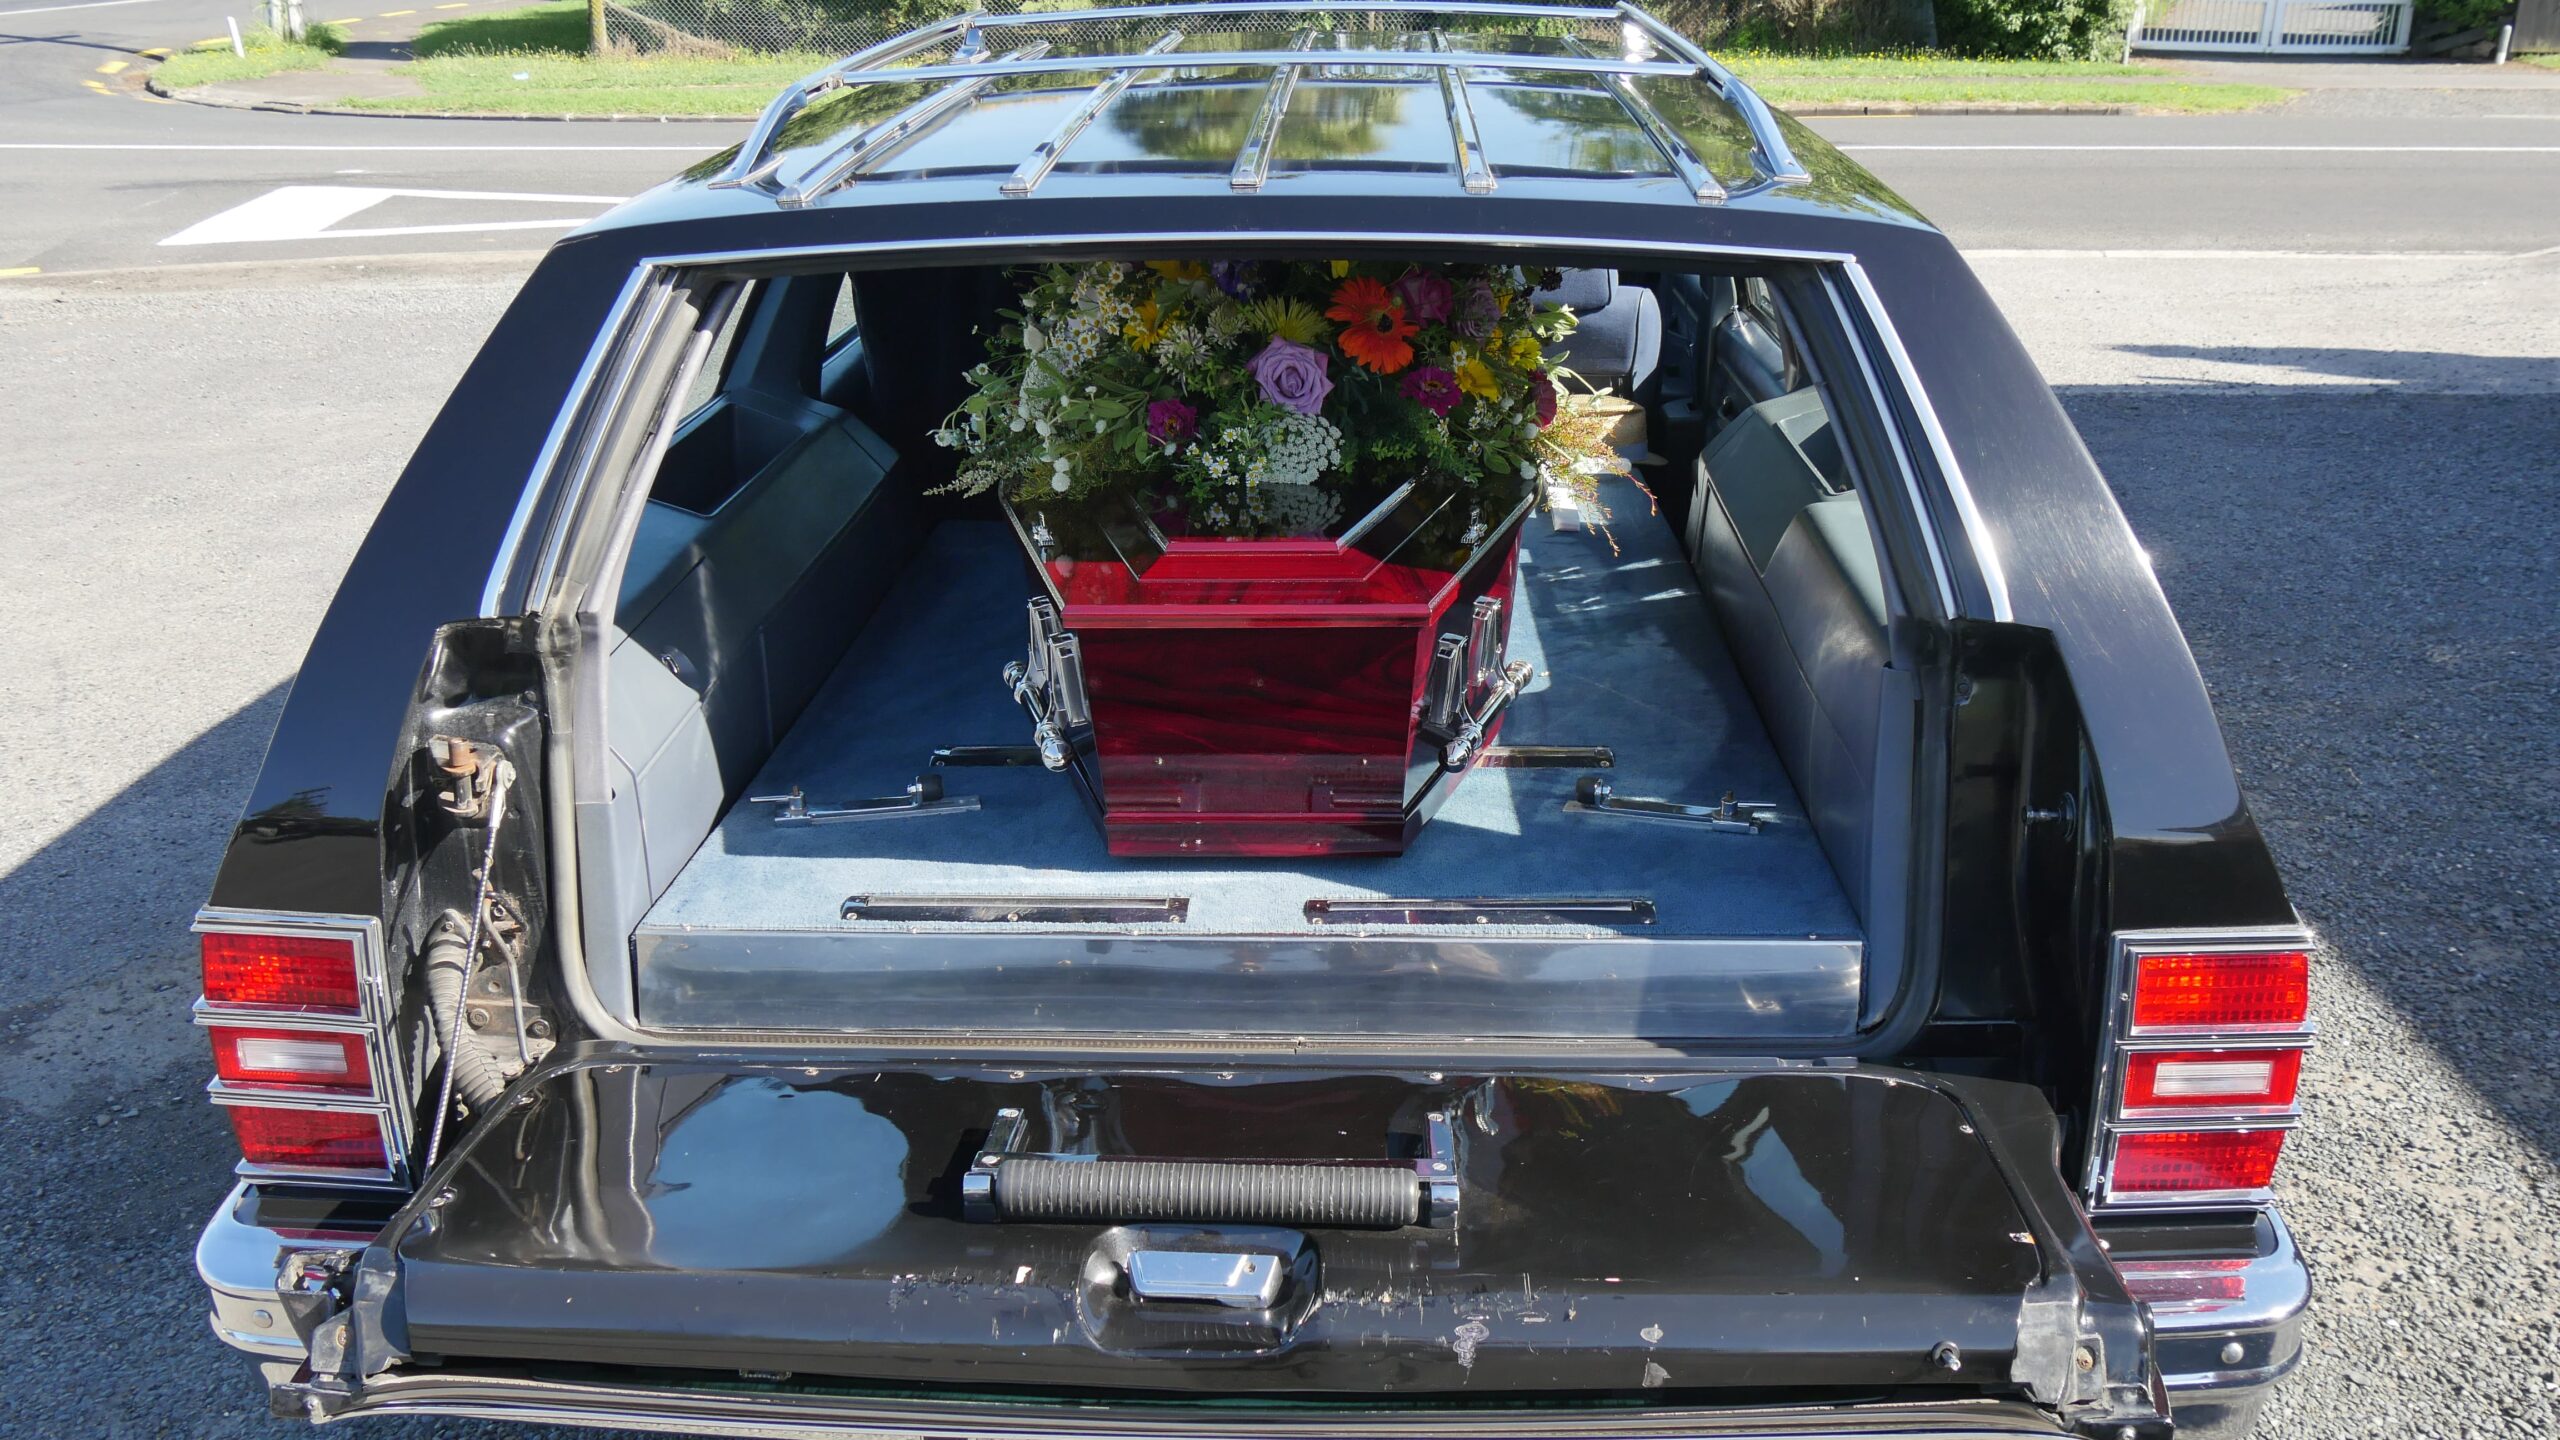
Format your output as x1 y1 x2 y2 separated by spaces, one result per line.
963 1107 1460 1230
1126 1250 1284 1307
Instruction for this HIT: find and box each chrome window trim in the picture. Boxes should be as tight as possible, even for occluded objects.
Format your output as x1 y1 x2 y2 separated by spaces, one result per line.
479 264 656 618
2083 924 2315 1210
481 231 1862 622
1820 271 1959 621
1837 260 2014 624
193 907 412 1188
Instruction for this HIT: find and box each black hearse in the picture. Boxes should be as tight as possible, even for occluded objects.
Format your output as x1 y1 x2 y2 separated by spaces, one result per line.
191 5 2310 1437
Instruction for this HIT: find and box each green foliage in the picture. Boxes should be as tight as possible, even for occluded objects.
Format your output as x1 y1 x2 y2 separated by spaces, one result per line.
2409 0 2509 33
1930 0 2135 59
153 22 344 88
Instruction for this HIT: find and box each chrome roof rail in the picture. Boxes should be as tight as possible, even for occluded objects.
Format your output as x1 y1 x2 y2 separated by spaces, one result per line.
1429 29 1496 194
1598 64 1725 202
1614 0 1810 184
1003 31 1185 196
777 41 1052 207
705 1 1809 203
1228 29 1317 192
709 12 984 191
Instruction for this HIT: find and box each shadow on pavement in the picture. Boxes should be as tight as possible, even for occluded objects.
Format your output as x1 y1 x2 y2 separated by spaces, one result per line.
2114 344 2560 393
2060 384 2560 1166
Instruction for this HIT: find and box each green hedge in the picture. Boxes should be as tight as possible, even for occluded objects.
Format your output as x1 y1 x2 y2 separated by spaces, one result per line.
1931 0 2134 57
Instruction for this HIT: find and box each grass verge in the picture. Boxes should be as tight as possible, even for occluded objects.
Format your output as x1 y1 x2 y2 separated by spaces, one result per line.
1723 52 2295 111
296 0 2290 117
153 21 345 89
2520 52 2560 70
344 0 823 115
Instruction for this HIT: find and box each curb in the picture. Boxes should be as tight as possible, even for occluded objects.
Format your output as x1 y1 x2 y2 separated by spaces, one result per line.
1787 101 2131 115
145 75 717 121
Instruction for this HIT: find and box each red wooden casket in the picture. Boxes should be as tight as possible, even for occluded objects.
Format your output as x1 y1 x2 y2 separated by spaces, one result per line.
1003 480 1534 858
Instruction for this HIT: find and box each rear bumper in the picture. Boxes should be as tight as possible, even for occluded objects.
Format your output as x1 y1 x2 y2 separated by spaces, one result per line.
288 1372 2088 1439
2139 1212 2310 1440
199 1111 2306 1440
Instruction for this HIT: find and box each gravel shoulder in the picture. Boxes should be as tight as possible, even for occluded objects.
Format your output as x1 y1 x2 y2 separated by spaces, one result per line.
0 252 2552 1437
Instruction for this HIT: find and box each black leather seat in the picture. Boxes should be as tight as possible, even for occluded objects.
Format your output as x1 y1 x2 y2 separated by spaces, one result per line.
1535 269 1661 396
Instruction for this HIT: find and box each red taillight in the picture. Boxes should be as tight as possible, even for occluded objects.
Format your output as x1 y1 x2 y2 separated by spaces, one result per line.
226 1106 389 1172
201 931 362 1015
2129 949 2309 1035
2109 1128 2286 1197
208 1025 372 1093
2121 1047 2303 1115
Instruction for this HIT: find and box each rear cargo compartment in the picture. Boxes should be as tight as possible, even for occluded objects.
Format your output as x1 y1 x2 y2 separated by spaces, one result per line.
624 481 1864 1039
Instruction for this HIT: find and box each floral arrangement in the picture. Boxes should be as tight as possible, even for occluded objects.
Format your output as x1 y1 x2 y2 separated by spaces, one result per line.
933 259 1629 537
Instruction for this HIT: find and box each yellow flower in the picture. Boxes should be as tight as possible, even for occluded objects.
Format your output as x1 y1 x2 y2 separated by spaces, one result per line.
1144 260 1207 281
1239 297 1326 346
1124 299 1168 349
1329 260 1352 278
1454 357 1499 401
1507 333 1545 368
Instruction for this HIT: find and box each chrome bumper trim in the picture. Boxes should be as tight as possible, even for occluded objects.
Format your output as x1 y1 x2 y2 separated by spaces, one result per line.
294 1375 2078 1438
2127 1210 2309 1436
197 1181 377 1361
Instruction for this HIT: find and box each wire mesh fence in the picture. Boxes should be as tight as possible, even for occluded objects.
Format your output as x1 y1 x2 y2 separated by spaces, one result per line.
600 0 1921 60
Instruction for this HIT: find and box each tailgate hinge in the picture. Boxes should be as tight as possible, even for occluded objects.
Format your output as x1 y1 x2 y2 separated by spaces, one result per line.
267 1247 411 1422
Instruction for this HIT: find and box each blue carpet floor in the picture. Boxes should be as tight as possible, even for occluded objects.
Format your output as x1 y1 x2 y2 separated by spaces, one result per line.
642 479 1861 945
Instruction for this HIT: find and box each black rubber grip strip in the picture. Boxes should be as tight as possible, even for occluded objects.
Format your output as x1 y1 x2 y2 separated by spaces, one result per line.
992 1158 1420 1228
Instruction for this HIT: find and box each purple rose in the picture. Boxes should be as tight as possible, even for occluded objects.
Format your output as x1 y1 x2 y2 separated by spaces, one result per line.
1393 268 1454 325
1452 279 1499 339
1145 398 1198 446
1246 337 1334 416
1400 366 1463 417
1529 370 1558 427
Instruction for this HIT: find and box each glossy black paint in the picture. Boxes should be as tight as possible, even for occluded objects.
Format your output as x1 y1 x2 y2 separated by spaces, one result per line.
383 1054 2153 1423
208 125 2288 981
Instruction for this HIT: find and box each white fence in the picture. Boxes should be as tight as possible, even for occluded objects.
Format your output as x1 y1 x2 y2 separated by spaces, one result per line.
2129 0 2413 51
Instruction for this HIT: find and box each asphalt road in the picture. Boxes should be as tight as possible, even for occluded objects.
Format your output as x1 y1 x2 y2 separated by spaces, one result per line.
2 7 2558 1438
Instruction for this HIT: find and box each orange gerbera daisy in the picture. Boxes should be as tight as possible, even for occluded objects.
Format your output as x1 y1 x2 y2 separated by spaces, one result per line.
1326 276 1418 374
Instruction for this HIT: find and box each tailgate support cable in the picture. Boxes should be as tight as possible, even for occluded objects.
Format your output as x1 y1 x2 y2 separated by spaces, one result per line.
425 757 516 1169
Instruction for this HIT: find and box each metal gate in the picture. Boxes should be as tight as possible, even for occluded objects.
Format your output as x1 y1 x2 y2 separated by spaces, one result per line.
2129 0 2412 51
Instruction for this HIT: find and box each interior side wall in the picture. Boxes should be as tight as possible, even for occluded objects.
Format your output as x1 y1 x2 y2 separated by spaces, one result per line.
570 258 1924 1028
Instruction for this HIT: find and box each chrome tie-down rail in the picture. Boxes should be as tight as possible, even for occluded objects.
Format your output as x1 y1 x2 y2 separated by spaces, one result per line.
749 775 980 825
1002 598 1091 773
1565 775 1775 834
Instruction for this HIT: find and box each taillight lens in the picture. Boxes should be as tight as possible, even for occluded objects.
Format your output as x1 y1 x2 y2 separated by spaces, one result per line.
2121 1047 2302 1115
208 1026 372 1093
2109 1128 2286 1197
2116 1257 2254 1314
2129 949 2309 1035
201 931 362 1015
226 1106 389 1171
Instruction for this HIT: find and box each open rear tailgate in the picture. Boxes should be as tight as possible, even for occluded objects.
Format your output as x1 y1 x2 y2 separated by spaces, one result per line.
322 1058 2167 1436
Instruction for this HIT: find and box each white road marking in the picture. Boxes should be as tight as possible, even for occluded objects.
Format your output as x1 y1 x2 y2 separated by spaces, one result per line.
161 184 627 246
0 0 186 15
1841 144 2560 154
1 142 716 152
1965 247 2520 260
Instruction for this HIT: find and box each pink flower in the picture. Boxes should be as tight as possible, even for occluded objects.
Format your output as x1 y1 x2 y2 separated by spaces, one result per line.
1393 268 1454 325
1247 337 1334 416
1145 398 1198 446
1400 365 1463 417
1529 370 1558 427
